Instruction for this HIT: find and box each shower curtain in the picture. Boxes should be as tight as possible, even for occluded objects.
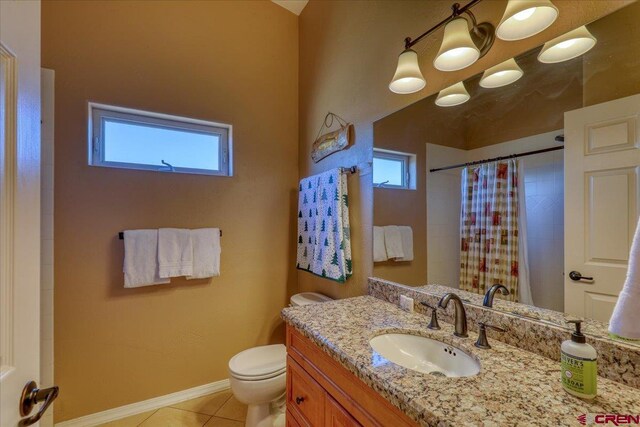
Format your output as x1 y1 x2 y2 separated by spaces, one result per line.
459 159 531 302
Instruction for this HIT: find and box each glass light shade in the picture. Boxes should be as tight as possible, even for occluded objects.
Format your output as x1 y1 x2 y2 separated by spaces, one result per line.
435 82 470 107
433 18 480 72
496 0 559 41
479 58 524 88
389 49 426 94
538 26 597 63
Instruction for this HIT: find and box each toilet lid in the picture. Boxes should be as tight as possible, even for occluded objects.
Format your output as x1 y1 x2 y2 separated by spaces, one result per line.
290 292 333 306
229 344 286 381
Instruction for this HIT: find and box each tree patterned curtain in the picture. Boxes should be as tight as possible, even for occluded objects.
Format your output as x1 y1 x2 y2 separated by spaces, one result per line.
460 159 519 301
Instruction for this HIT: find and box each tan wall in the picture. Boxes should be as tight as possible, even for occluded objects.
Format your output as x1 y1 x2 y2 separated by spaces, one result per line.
583 1 640 106
371 113 466 283
372 116 461 284
373 172 427 285
42 1 298 421
299 0 630 295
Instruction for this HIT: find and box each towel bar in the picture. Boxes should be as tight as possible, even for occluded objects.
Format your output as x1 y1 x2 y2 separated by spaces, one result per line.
340 166 357 174
118 230 222 239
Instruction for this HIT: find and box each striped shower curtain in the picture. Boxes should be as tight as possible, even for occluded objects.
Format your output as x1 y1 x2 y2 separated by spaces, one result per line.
459 159 519 301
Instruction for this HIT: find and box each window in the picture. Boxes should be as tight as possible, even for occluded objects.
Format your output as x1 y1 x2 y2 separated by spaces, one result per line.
373 148 415 189
88 103 232 176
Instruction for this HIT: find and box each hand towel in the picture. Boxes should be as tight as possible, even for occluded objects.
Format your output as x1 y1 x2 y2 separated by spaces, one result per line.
373 226 388 262
396 226 414 261
296 168 353 283
609 217 640 341
158 228 193 278
187 228 221 279
123 229 170 288
383 225 404 259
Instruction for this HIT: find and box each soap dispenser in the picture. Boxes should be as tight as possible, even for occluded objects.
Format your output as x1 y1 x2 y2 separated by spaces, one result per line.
561 320 597 399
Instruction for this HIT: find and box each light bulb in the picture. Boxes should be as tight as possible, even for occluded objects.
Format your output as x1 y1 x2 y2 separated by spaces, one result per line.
513 7 536 21
556 39 576 49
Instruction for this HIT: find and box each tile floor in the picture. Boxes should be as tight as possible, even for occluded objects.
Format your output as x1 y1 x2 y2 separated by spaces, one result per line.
98 390 247 427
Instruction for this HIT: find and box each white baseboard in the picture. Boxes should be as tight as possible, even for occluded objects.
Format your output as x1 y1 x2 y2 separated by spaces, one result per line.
55 379 230 427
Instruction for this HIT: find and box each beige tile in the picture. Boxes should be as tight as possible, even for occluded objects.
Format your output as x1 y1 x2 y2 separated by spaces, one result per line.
214 396 247 422
139 408 211 427
170 391 233 415
204 416 244 427
97 410 157 427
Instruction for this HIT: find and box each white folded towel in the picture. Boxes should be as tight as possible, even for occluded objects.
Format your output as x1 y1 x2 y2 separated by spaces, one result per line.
396 226 414 262
383 225 404 259
373 226 388 262
123 230 170 288
158 228 193 278
187 228 221 279
609 217 640 341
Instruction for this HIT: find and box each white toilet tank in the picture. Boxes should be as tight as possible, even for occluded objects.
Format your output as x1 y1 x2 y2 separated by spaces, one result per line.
290 292 333 307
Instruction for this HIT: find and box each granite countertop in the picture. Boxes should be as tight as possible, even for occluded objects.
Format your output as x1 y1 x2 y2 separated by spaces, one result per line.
281 296 640 427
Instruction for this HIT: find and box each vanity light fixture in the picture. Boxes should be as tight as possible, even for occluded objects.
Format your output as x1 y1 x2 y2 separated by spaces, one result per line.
496 0 559 41
389 0 495 94
435 81 470 107
389 49 426 94
538 25 597 64
433 18 481 72
479 57 523 88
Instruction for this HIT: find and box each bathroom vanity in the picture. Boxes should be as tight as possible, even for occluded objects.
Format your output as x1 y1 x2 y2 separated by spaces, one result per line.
285 325 415 427
282 292 640 426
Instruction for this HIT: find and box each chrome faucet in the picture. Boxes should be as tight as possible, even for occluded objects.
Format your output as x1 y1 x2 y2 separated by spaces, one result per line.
483 284 510 308
438 293 468 338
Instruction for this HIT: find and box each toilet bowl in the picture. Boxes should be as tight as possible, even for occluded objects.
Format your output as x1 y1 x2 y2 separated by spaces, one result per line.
229 345 287 427
228 292 332 427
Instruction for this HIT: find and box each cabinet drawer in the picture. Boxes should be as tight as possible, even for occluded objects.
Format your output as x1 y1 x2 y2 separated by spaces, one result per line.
288 355 325 427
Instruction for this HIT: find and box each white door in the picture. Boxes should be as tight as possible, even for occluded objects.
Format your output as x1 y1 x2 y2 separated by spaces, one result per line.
1 1 52 426
564 93 640 322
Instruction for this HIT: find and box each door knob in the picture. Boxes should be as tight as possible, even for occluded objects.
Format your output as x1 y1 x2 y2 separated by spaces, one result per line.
569 271 593 282
19 381 59 426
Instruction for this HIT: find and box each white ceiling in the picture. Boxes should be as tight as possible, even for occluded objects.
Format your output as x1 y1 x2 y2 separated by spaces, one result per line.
271 0 308 16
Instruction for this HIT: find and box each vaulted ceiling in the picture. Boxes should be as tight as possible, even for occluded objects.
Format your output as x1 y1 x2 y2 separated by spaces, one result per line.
272 0 308 16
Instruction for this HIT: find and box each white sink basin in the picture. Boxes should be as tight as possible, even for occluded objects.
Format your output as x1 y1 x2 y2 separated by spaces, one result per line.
370 333 480 377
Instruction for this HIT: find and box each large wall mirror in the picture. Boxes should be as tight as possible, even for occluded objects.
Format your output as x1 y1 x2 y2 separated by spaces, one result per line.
372 2 640 342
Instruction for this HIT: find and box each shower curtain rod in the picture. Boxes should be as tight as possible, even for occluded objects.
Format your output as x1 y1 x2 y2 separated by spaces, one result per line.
429 142 564 173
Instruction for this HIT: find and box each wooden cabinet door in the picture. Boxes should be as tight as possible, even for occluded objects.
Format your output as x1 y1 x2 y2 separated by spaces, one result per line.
326 396 361 427
288 356 325 426
287 325 418 427
287 409 303 427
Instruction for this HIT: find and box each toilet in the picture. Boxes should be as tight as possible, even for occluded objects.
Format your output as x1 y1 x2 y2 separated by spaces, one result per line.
228 292 333 427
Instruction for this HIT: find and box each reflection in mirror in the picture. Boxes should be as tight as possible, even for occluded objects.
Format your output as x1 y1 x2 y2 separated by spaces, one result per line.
372 2 640 344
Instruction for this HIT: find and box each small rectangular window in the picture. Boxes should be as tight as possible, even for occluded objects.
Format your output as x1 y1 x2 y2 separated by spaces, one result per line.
88 103 232 176
373 148 415 189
